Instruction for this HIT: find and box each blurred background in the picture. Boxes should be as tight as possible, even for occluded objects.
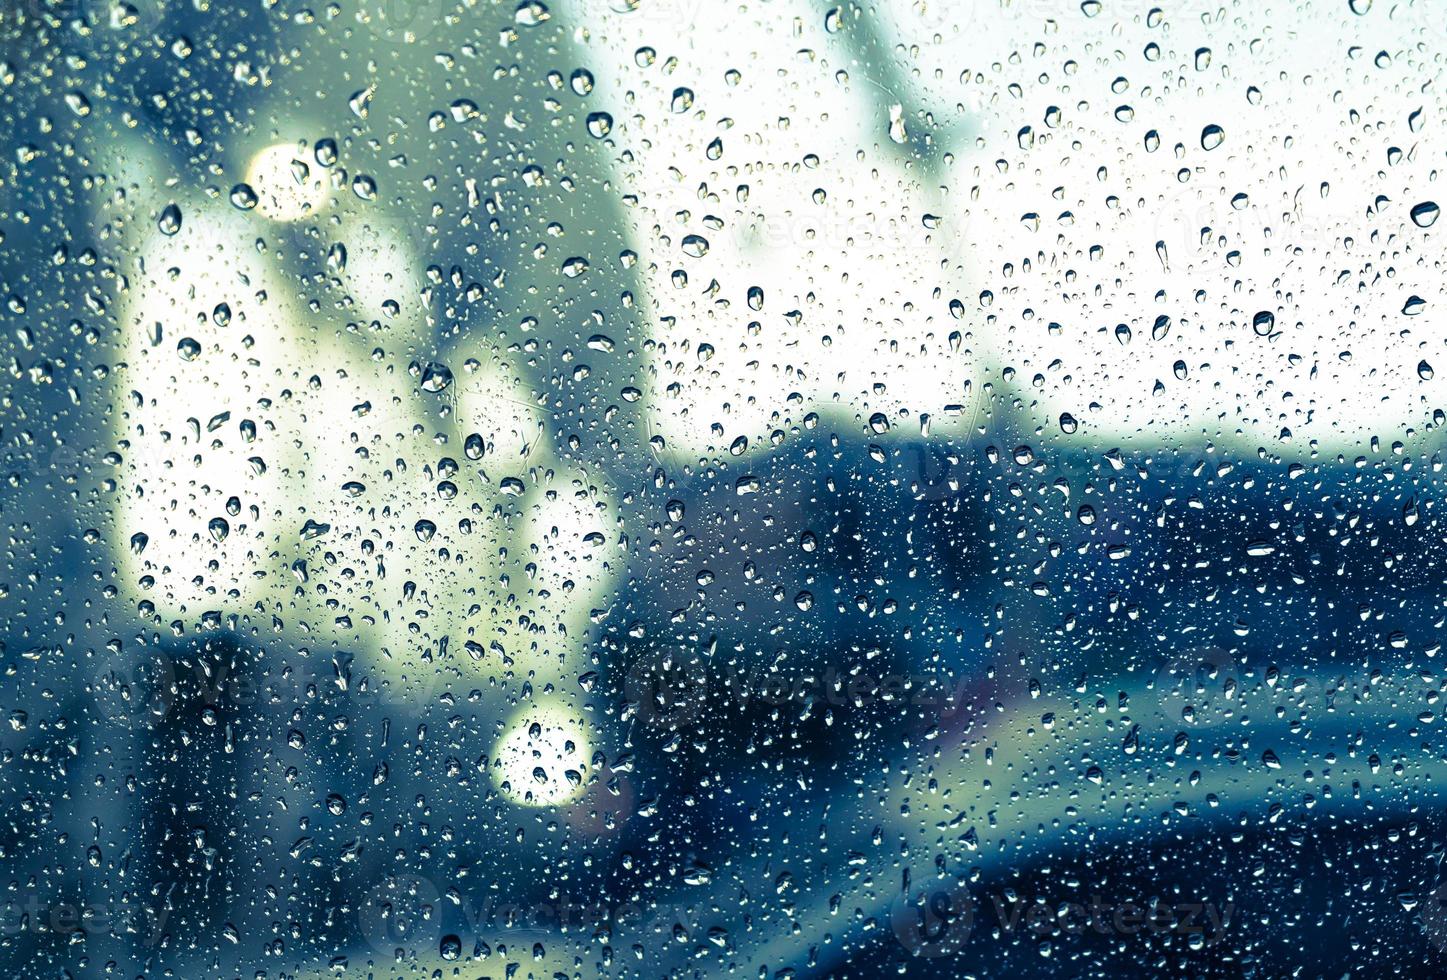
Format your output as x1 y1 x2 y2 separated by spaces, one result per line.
1 0 1446 976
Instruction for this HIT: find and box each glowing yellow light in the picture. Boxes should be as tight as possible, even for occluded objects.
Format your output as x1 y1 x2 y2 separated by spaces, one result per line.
245 143 328 221
493 703 592 807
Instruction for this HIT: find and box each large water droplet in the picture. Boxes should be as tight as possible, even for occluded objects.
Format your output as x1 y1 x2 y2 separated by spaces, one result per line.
1410 201 1439 227
420 363 453 393
158 203 183 236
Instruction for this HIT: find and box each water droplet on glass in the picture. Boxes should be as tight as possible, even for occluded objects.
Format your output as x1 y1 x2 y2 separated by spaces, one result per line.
158 203 183 236
229 183 258 210
420 363 453 393
888 104 907 144
586 112 613 138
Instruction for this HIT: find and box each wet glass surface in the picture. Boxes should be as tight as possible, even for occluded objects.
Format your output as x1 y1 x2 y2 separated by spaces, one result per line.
0 1 1445 976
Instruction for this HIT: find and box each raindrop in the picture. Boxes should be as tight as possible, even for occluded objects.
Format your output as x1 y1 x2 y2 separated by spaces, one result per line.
420 363 454 393
1410 201 1439 227
158 203 183 236
229 183 258 210
586 112 613 138
887 104 907 144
